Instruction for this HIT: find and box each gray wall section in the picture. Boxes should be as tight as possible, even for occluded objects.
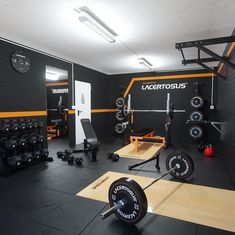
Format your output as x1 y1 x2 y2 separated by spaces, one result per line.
216 29 235 184
107 70 219 143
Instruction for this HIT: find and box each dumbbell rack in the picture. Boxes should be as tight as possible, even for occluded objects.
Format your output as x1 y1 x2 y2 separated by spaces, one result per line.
0 118 49 176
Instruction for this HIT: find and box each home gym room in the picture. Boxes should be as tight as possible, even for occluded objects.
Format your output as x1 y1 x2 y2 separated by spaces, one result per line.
0 0 235 234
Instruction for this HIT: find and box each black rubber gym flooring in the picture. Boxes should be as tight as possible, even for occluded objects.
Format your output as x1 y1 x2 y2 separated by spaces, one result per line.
0 137 234 235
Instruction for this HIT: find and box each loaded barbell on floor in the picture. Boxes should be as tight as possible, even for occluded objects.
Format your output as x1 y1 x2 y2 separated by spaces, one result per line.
100 152 194 224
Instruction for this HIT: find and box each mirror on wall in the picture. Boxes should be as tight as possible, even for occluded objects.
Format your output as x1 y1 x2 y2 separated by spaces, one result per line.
45 65 69 141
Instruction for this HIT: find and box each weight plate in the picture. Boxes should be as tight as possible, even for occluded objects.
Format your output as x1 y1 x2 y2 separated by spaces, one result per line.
11 51 30 73
189 111 203 121
116 110 125 121
116 97 126 108
58 105 65 115
123 105 129 116
166 152 194 179
115 123 125 134
190 96 204 109
189 125 203 139
108 177 148 224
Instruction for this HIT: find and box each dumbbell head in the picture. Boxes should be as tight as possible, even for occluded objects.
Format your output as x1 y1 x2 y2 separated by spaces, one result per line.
5 136 18 149
40 149 49 158
11 119 19 131
67 155 75 164
25 119 33 129
112 153 119 162
32 150 41 160
37 135 45 143
0 120 11 133
107 152 119 162
38 122 44 128
57 151 65 159
31 119 38 129
7 155 22 167
21 152 33 164
18 137 27 148
75 157 83 166
28 134 37 145
18 119 27 130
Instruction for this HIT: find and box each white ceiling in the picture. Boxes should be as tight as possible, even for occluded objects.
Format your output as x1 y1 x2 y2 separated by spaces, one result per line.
0 0 234 74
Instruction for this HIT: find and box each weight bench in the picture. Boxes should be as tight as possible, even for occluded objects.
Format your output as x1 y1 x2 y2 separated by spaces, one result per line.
130 128 165 152
73 119 100 161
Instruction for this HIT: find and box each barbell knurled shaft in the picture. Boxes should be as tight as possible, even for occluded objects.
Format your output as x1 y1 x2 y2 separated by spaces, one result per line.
143 164 179 190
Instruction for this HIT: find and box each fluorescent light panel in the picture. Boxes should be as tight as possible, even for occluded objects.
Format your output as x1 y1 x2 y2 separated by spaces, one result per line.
138 57 153 69
75 8 116 43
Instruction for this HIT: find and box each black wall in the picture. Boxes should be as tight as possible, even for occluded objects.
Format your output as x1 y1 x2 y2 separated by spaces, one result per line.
216 30 235 184
47 83 68 125
108 70 219 143
0 39 111 148
0 40 72 146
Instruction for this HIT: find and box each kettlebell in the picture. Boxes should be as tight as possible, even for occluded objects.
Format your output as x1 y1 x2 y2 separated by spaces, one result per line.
204 145 214 158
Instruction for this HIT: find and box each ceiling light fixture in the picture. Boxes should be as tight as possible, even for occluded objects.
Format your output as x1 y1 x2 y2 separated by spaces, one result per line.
46 72 59 81
74 8 116 43
138 57 153 70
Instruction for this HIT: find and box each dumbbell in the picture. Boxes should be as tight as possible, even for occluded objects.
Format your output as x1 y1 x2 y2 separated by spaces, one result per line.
21 152 33 164
38 122 44 129
25 119 33 129
40 149 49 158
57 151 65 159
18 119 27 131
27 133 37 145
18 137 27 148
75 157 83 165
4 136 18 149
32 150 41 160
11 119 19 131
67 155 75 164
0 120 11 133
31 119 39 129
36 135 45 144
7 155 22 167
107 152 120 162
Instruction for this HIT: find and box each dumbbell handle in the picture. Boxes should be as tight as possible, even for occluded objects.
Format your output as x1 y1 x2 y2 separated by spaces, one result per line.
100 200 124 219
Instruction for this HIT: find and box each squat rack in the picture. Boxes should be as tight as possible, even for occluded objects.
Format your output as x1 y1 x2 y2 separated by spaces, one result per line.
175 36 235 80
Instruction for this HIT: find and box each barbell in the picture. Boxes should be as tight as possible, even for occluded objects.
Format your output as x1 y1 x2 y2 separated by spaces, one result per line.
100 152 194 224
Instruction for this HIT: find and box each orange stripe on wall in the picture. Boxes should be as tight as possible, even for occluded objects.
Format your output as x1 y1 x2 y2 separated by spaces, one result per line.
68 109 117 115
0 111 47 118
91 109 117 113
46 82 68 86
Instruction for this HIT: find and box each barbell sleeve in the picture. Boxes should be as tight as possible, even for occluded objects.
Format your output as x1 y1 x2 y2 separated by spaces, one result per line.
100 200 124 220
